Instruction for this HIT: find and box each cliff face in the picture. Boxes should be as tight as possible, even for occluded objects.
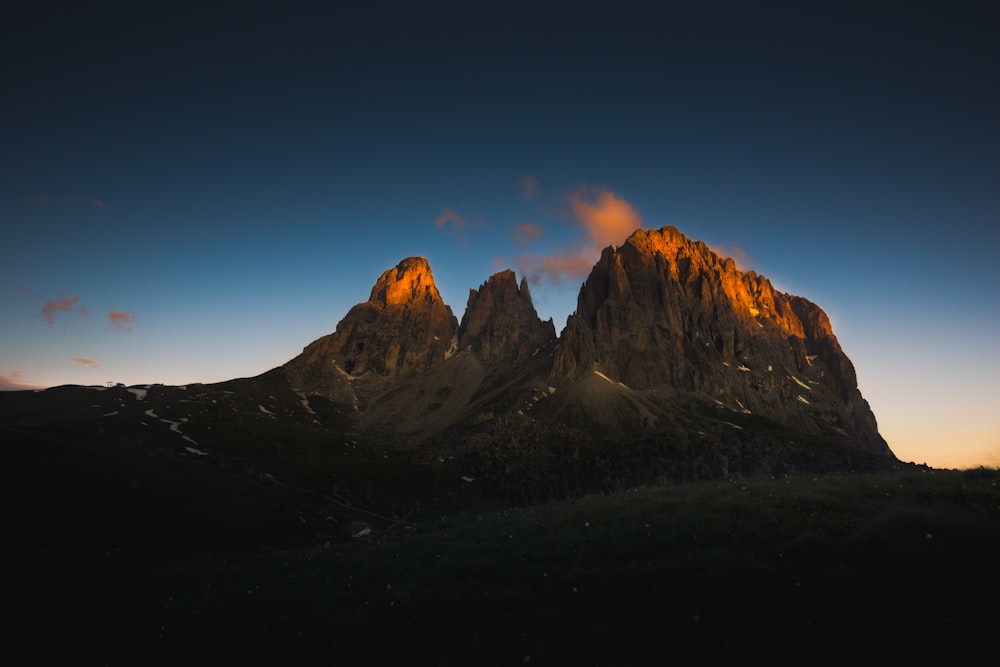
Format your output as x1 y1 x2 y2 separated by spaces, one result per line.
550 226 889 455
457 270 556 364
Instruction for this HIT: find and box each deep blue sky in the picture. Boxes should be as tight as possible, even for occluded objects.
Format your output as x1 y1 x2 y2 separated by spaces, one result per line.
3 1 998 468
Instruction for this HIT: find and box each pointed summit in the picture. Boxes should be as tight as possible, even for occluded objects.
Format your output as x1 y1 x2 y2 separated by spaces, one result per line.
458 269 556 363
282 258 458 399
369 256 444 308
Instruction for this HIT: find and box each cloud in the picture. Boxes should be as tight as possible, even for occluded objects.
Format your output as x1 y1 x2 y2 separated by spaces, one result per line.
108 310 136 332
434 206 487 247
708 243 757 272
434 207 472 231
512 222 543 247
515 187 643 284
26 194 109 209
42 294 88 326
519 175 539 200
71 357 101 369
566 188 643 249
0 371 43 391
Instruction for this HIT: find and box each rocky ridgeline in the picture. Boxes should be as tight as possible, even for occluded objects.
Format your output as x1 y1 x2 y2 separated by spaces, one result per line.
274 226 895 487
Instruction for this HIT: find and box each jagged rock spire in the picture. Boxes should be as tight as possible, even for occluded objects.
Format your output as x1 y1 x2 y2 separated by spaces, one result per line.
458 269 556 363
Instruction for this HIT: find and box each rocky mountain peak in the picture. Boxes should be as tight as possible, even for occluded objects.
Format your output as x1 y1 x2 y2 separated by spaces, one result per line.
458 269 556 363
551 226 888 455
369 256 442 307
281 258 458 399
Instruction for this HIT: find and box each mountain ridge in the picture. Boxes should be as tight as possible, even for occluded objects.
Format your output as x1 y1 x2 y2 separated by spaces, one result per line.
271 225 895 491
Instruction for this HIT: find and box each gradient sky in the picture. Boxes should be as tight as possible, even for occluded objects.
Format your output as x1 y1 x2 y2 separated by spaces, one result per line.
3 1 997 469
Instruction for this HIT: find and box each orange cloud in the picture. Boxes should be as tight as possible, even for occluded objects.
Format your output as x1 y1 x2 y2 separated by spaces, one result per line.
513 222 543 247
516 187 643 284
108 310 136 332
519 175 539 200
85 197 110 209
42 294 88 325
567 188 642 249
0 371 43 391
72 357 101 369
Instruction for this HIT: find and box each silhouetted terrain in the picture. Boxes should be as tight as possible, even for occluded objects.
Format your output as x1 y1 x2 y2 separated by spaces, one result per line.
3 383 998 664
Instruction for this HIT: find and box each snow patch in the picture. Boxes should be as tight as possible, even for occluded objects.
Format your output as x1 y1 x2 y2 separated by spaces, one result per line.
593 370 614 384
796 395 810 405
790 376 812 391
127 388 147 400
184 445 207 456
101 411 119 417
258 404 274 416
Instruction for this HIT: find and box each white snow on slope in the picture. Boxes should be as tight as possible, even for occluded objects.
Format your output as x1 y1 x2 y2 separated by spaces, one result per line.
790 376 812 391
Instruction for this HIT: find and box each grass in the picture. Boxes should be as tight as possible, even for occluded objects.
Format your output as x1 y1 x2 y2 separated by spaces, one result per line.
4 386 999 664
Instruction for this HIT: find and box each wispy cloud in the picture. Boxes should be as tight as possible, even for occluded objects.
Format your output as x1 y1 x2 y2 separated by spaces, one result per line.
515 187 643 284
108 310 136 332
42 294 88 326
0 371 43 391
519 175 539 200
434 207 472 231
708 242 757 272
512 222 543 247
433 206 487 247
27 194 110 209
71 357 101 369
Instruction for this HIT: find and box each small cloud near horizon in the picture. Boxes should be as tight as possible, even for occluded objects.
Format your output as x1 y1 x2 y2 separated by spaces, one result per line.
0 371 43 391
108 310 136 332
515 187 643 285
42 294 88 326
71 357 101 369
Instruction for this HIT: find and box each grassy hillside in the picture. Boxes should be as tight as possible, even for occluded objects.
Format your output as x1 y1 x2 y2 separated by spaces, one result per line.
3 386 998 664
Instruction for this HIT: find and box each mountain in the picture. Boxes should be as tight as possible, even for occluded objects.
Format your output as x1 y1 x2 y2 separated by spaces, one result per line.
282 256 459 408
458 269 557 364
273 226 896 495
549 226 888 455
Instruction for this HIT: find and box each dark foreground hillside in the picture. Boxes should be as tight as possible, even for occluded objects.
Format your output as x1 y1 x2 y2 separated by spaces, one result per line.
3 386 999 664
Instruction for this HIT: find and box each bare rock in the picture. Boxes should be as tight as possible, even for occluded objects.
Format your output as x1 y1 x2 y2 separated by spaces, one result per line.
458 270 556 364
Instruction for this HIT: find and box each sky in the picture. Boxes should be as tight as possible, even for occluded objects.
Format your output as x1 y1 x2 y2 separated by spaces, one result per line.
2 1 997 469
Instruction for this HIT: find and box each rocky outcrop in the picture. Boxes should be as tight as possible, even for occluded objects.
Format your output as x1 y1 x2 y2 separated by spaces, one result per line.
282 257 458 400
550 226 889 455
457 270 556 364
